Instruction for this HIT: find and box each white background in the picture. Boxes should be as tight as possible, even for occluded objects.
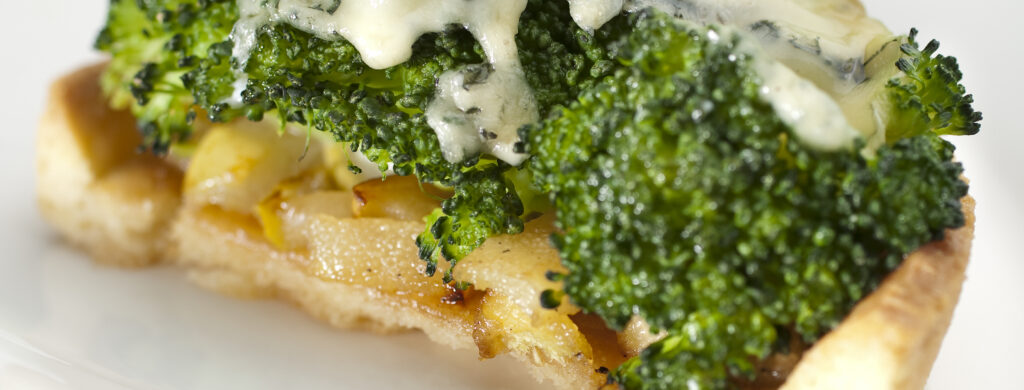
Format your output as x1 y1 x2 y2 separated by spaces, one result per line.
0 1 1021 388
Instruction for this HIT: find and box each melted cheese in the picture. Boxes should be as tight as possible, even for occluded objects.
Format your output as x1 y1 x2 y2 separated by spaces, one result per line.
755 58 861 151
426 64 537 165
569 0 625 31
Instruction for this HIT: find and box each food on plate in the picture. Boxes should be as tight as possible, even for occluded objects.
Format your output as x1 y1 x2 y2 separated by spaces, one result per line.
37 0 980 388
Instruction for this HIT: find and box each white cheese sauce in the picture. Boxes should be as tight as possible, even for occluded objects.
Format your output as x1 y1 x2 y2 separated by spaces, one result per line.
426 64 537 165
755 59 862 151
568 0 624 31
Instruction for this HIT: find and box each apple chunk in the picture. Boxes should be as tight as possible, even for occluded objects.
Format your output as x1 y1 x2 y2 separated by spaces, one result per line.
351 176 451 221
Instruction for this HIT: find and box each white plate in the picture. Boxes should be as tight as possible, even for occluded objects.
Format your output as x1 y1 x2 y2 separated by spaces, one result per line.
2 1 1021 388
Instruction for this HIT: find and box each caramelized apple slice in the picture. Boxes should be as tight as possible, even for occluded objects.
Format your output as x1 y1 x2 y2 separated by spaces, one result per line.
184 121 323 213
351 176 451 221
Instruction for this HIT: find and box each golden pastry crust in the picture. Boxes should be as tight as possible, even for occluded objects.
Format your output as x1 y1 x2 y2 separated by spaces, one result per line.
782 195 975 390
37 63 974 390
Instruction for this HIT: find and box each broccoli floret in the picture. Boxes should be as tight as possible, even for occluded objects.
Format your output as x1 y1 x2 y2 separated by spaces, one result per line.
523 11 971 388
96 0 237 153
883 29 982 141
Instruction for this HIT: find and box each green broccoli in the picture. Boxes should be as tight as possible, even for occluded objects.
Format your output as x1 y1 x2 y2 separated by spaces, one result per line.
882 29 982 141
524 11 972 389
96 2 979 389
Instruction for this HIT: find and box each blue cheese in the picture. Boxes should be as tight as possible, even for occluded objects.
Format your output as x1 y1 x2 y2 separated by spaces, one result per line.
755 58 862 151
426 64 537 165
